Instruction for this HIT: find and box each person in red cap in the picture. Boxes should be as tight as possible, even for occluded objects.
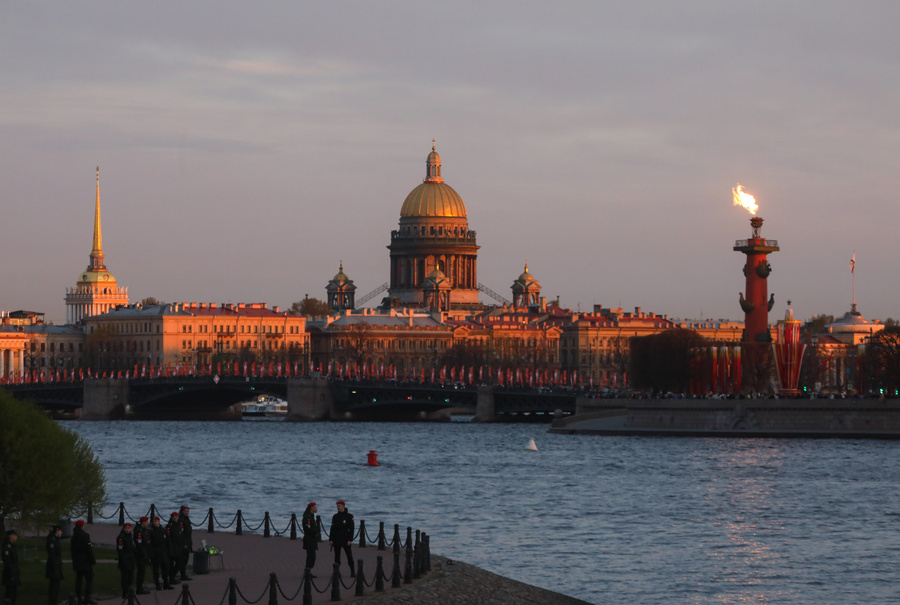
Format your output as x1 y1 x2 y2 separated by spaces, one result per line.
148 517 173 590
329 501 355 577
70 520 97 604
301 503 320 575
165 512 183 586
178 506 192 581
133 517 151 594
116 523 136 598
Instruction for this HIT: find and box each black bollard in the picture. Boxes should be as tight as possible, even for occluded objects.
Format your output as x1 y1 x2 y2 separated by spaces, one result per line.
126 588 136 605
316 516 324 543
181 582 191 605
236 510 243 536
392 524 400 554
87 503 93 525
290 514 298 540
208 507 215 534
268 573 278 605
413 531 421 579
404 543 413 584
119 502 125 526
358 520 366 548
391 550 401 588
424 533 431 572
377 522 386 551
228 578 237 605
150 504 157 523
330 562 341 602
302 568 313 605
355 560 365 597
375 556 384 592
264 512 271 538
406 526 412 551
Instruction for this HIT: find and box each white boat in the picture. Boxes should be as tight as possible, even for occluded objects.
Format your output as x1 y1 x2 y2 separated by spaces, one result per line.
241 395 288 417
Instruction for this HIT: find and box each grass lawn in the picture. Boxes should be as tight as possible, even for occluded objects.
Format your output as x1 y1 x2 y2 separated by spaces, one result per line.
10 536 122 605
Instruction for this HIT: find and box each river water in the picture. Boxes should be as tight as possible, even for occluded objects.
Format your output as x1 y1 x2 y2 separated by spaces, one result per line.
65 419 900 604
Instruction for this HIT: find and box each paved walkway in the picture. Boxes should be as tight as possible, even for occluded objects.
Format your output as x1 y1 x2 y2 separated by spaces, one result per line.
87 522 422 605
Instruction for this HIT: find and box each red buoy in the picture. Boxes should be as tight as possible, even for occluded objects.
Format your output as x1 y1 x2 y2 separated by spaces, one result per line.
367 450 380 466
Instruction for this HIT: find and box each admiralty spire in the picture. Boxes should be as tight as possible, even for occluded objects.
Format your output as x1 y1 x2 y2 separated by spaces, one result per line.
65 168 129 324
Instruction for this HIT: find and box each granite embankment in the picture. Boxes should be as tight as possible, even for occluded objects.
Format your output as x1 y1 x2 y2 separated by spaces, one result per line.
85 523 589 605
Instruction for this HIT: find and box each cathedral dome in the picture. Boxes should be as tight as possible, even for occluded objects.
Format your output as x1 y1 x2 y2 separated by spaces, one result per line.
399 143 467 218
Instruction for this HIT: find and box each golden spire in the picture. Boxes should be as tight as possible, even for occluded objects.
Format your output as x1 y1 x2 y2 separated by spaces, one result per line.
425 141 443 183
88 166 106 271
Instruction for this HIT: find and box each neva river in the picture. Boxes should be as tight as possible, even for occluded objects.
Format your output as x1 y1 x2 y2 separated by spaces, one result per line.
66 420 900 604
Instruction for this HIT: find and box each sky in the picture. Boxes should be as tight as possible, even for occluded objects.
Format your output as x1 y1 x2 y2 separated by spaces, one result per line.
3 2 899 325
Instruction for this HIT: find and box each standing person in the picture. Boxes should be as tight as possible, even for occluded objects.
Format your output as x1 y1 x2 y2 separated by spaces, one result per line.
328 501 355 577
301 502 320 575
2 530 20 605
148 517 173 590
116 523 136 598
165 512 183 586
46 525 64 605
70 520 97 605
133 517 151 594
178 506 193 580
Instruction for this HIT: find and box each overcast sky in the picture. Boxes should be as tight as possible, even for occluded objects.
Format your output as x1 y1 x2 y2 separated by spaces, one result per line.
3 2 899 324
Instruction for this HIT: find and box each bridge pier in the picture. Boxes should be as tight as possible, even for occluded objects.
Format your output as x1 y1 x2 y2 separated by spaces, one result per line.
81 379 129 420
285 377 335 422
474 385 496 423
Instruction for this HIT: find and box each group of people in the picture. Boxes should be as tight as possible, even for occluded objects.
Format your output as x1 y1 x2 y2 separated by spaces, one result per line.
2 500 358 604
301 500 356 578
0 505 195 605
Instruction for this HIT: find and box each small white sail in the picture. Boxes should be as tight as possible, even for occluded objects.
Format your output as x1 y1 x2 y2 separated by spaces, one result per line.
525 438 538 451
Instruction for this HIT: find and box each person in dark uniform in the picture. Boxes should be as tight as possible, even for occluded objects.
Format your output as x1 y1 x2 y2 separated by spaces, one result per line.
165 512 183 586
148 517 173 590
116 523 137 598
2 530 20 605
301 502 320 575
133 517 151 594
71 520 97 604
46 525 64 605
178 506 193 580
328 501 355 577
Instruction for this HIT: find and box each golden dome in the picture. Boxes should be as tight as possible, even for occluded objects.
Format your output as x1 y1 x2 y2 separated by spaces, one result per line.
332 261 349 282
399 143 468 218
400 182 467 218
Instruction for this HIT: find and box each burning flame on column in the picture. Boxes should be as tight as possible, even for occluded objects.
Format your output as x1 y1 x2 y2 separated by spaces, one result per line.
732 183 758 215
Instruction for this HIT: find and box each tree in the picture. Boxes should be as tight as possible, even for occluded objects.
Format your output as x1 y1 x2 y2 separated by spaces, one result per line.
801 314 835 335
0 391 106 534
864 326 900 395
339 323 374 365
289 296 331 317
140 297 165 306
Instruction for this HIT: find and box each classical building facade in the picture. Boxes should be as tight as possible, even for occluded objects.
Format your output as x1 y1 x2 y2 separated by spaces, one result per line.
388 144 480 308
65 169 129 324
84 302 308 371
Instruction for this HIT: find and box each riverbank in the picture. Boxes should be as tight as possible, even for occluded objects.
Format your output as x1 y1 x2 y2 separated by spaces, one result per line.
80 523 589 605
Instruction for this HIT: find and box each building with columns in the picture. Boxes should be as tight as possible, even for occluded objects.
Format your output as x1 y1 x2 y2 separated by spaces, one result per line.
65 168 129 324
326 262 357 312
388 144 480 309
0 327 27 379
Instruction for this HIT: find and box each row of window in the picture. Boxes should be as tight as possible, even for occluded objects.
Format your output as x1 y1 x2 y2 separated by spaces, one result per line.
183 324 298 334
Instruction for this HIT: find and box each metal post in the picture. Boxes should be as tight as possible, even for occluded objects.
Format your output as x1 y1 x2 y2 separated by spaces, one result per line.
392 524 400 554
375 556 384 592
208 507 215 533
355 560 364 597
87 504 94 525
358 520 366 548
228 578 237 605
377 522 386 551
404 543 413 584
424 533 431 571
150 504 157 523
268 573 278 605
118 502 125 526
391 551 401 588
236 510 243 536
406 526 412 550
264 512 271 538
290 514 298 540
330 563 341 602
316 516 324 542
181 583 191 605
126 588 136 605
302 568 312 605
413 530 421 579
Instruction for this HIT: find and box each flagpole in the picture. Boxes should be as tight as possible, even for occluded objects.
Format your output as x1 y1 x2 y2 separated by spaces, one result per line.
850 251 857 313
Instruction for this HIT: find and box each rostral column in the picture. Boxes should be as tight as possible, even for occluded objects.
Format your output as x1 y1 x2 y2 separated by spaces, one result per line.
734 216 779 344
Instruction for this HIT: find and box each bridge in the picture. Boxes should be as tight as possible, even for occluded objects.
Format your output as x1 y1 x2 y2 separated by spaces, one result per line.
3 377 577 422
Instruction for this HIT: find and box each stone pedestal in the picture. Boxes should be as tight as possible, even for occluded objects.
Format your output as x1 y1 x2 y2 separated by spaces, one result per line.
81 379 129 420
286 378 334 421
